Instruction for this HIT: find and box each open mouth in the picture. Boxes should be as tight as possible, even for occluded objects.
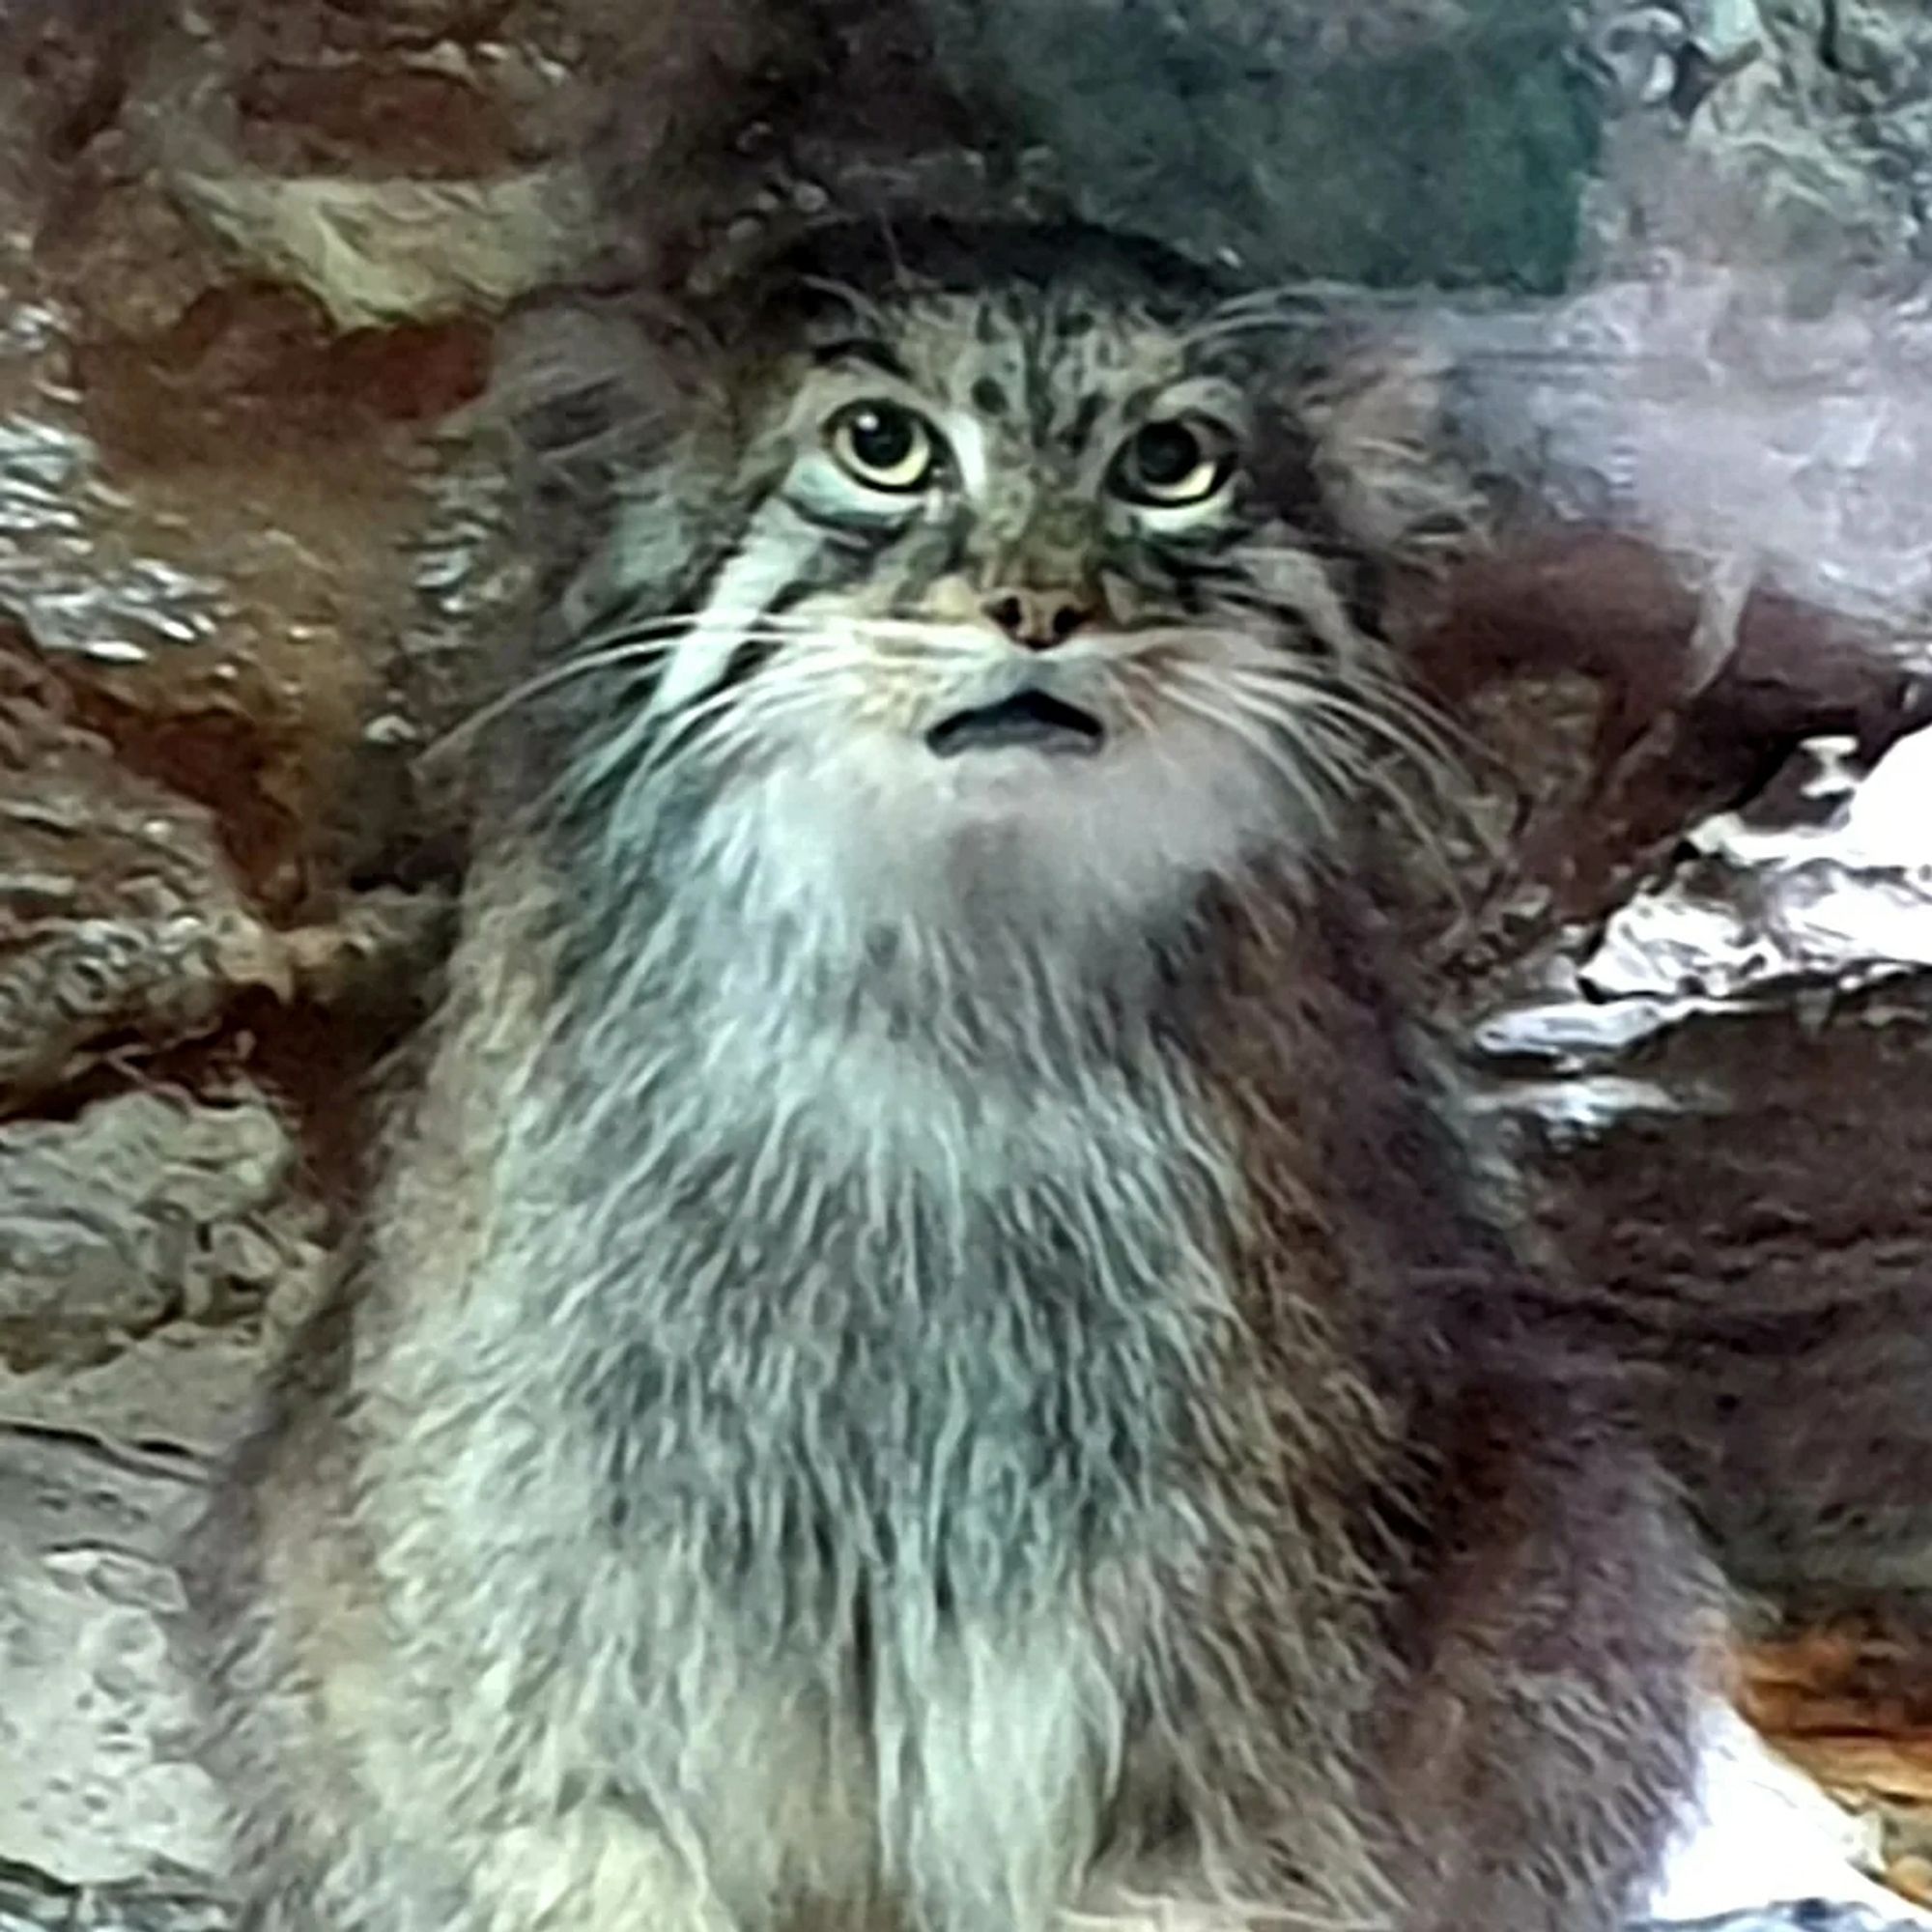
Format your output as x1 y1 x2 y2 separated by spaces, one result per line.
925 688 1106 759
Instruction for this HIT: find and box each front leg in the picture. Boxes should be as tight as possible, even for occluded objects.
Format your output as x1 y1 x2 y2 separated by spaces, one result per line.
1382 1392 1708 1932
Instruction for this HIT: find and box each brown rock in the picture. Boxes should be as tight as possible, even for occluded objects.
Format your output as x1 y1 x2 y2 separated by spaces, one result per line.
0 651 290 1103
229 59 529 182
1410 530 1932 926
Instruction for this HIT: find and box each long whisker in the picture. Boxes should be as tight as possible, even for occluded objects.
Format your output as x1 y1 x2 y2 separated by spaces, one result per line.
1306 718 1473 917
651 683 876 805
1164 671 1337 838
1295 680 1512 864
626 647 868 782
419 607 817 768
632 678 756 780
1224 668 1471 798
540 664 827 816
1117 619 1482 829
1190 594 1496 778
1182 279 1449 342
693 684 846 767
420 608 988 771
631 633 900 784
420 636 681 771
1208 616 1499 779
1214 678 1474 908
1185 282 1776 380
1177 667 1366 812
1216 672 1440 807
519 626 853 810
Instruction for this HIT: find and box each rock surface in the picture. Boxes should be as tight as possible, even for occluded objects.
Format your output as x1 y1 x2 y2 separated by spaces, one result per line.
0 1429 223 1892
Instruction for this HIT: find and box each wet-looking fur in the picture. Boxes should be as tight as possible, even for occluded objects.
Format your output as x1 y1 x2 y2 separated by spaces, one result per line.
183 220 1704 1932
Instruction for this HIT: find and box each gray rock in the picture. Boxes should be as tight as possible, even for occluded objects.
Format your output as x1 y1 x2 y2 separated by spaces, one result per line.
0 1087 327 1449
0 1861 228 1932
0 1427 228 1891
0 1091 297 1335
1589 0 1932 277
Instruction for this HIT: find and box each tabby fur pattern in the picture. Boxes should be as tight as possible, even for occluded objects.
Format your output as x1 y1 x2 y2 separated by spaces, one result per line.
183 221 1705 1932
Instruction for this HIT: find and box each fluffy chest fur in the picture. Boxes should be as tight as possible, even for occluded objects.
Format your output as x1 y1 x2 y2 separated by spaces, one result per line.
367 870 1315 1642
344 860 1402 1928
360 223 1453 1694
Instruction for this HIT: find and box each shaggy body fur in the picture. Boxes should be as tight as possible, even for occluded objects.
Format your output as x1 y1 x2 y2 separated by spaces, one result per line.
185 222 1703 1932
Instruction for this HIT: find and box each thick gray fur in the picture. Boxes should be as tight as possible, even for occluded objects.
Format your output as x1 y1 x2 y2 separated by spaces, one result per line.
182 221 1707 1932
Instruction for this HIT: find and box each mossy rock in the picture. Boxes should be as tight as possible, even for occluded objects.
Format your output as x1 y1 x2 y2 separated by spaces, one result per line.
926 0 1603 295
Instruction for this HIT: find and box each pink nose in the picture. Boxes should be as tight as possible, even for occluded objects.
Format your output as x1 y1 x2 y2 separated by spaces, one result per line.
981 589 1094 651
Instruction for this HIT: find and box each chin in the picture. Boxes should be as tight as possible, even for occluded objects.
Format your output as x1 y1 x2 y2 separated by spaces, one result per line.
695 714 1307 950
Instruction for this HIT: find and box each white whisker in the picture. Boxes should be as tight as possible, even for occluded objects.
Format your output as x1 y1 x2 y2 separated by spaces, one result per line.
423 606 992 773
422 610 821 765
1214 679 1472 909
1164 670 1337 838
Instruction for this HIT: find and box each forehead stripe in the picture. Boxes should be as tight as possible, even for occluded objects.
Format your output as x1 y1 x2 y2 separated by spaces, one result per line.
1062 393 1104 452
812 338 913 382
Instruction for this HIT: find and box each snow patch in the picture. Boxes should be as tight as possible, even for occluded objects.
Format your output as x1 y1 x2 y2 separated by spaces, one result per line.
1648 1703 1932 1926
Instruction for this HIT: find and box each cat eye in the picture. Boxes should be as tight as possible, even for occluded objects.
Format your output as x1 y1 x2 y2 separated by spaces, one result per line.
826 401 941 493
1110 418 1235 508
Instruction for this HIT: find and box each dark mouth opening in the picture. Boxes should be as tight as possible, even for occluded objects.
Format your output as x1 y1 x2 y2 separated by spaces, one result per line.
925 688 1106 759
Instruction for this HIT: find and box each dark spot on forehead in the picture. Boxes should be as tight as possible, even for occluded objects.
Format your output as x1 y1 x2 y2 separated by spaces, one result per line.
1061 392 1104 454
971 376 1009 418
1059 310 1095 340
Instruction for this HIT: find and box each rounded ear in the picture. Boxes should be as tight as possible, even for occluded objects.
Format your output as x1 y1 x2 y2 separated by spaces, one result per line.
493 289 715 477
488 287 722 622
1293 324 1501 582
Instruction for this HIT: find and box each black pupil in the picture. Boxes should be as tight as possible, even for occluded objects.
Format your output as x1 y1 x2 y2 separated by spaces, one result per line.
849 408 916 471
1134 422 1203 489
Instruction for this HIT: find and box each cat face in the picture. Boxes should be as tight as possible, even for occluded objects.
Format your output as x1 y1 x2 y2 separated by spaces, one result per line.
546 225 1458 945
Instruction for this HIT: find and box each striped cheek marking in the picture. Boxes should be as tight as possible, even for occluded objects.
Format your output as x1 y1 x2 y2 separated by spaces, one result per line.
647 530 809 718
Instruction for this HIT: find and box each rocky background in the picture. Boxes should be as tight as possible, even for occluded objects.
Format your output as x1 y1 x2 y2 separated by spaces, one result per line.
4 1 1932 1927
